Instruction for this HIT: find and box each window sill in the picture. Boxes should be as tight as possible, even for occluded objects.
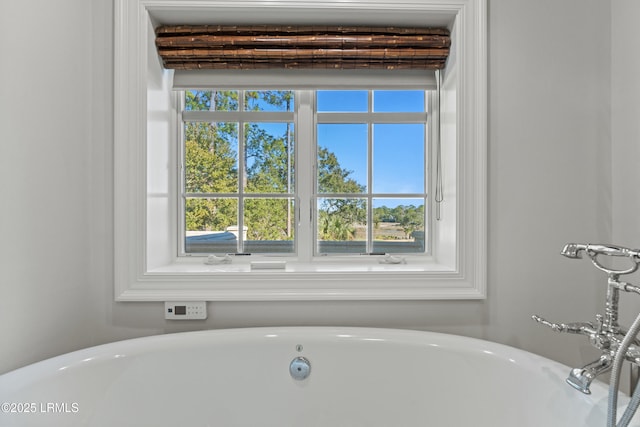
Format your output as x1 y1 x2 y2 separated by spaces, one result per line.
150 256 455 274
115 257 482 302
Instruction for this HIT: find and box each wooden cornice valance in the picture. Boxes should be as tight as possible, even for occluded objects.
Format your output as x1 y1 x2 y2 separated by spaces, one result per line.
155 25 450 70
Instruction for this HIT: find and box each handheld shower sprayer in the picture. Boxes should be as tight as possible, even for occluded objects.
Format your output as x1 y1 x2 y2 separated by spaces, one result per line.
560 243 640 275
560 243 584 259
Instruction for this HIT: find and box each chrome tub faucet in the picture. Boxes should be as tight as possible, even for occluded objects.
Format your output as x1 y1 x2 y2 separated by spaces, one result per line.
533 243 640 395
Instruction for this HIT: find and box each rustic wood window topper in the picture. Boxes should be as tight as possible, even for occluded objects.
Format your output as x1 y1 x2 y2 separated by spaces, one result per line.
155 25 450 70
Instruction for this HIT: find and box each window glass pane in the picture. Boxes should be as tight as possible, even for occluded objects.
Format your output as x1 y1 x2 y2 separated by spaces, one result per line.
185 90 239 111
185 198 238 254
372 198 425 254
317 90 368 112
244 122 294 194
244 91 295 112
317 124 367 193
317 198 367 254
244 198 295 254
373 90 425 113
373 124 425 193
184 122 238 193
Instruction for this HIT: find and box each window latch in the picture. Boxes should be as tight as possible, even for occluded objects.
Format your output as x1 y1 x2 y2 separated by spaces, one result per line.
204 254 232 265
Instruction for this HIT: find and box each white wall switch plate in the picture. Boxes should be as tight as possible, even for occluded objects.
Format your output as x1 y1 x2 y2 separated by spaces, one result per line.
165 301 207 320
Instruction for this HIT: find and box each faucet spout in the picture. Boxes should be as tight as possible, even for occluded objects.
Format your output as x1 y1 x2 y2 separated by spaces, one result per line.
566 354 612 394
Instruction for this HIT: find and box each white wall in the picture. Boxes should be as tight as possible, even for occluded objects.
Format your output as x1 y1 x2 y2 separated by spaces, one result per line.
487 0 611 365
0 0 95 372
612 0 640 339
612 1 640 248
1 0 628 374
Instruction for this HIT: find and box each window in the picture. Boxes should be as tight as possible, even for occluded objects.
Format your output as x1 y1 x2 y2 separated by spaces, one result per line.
180 89 430 258
114 0 487 301
315 90 428 256
181 90 296 255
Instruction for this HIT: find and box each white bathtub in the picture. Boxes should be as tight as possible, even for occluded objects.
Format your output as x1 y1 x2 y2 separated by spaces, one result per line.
0 327 637 427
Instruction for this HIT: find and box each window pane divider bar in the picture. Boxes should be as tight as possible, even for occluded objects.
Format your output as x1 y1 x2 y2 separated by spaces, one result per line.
183 111 294 122
237 92 246 252
313 193 426 199
314 194 427 199
317 112 426 123
185 193 295 198
366 91 373 254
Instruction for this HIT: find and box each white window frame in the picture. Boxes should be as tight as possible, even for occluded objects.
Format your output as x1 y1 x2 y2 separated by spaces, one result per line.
114 0 487 301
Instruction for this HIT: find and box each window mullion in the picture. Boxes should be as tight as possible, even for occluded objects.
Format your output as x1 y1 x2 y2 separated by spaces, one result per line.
367 91 374 254
178 91 187 255
296 90 314 262
237 92 246 253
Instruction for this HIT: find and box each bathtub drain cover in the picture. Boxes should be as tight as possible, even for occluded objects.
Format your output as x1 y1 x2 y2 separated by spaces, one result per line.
289 357 311 380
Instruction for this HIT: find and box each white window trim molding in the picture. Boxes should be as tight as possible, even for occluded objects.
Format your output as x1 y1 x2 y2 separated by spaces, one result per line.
114 0 487 301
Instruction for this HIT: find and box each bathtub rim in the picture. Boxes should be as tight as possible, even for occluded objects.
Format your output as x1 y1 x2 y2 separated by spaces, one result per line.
0 325 613 396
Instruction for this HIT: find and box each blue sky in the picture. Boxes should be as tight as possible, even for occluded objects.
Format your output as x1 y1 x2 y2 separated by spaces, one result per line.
317 90 426 208
317 122 425 193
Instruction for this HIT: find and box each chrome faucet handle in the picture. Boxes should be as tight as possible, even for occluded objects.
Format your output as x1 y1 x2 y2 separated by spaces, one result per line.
532 315 596 335
595 313 604 333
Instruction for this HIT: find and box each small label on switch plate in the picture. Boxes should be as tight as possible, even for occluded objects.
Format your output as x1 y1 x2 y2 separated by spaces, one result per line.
165 302 207 320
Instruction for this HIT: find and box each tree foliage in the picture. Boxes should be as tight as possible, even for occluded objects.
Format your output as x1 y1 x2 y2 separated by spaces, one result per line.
184 90 294 239
184 91 240 231
374 204 424 238
317 147 366 240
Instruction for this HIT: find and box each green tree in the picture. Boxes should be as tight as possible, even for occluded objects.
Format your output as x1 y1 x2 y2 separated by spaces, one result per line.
243 91 295 239
184 90 239 232
245 124 290 193
317 147 366 241
245 198 293 241
185 90 238 111
392 204 425 238
319 210 356 241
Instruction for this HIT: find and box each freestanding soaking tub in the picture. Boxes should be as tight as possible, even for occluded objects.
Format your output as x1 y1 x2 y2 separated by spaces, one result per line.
0 327 638 427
